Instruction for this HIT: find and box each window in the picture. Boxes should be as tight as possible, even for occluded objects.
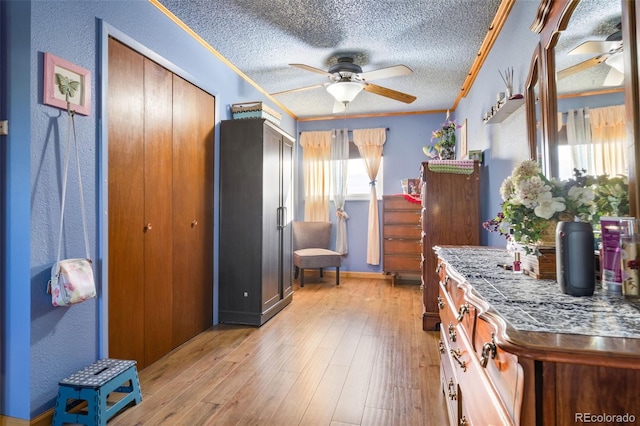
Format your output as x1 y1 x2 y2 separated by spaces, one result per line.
344 157 383 200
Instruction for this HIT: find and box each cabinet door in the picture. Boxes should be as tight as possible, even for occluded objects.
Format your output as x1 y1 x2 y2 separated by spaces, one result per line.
172 75 214 347
281 137 294 298
108 37 145 365
142 58 174 366
262 125 283 310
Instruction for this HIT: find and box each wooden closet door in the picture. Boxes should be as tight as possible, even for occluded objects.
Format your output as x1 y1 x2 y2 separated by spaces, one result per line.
171 75 214 346
142 58 174 366
108 38 145 365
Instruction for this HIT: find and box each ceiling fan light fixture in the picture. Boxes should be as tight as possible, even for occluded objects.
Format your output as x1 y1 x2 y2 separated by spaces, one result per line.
326 81 363 104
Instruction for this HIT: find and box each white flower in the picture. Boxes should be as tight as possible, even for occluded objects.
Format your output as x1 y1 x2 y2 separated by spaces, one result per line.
534 193 566 219
500 176 514 202
514 176 548 208
567 186 595 206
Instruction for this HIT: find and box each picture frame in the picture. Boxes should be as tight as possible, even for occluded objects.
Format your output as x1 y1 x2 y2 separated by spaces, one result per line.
43 52 91 116
459 118 468 159
469 149 483 164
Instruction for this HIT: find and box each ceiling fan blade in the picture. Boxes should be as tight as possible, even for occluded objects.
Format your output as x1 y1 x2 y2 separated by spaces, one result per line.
363 83 416 104
569 40 622 55
557 55 607 80
603 67 624 86
332 101 346 114
358 65 413 81
270 83 328 97
290 63 333 77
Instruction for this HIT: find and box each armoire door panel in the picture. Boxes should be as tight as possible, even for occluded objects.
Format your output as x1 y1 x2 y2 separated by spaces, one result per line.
262 127 281 309
142 58 174 366
107 37 145 366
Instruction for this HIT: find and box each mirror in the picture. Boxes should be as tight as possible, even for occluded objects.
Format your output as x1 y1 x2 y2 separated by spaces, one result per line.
528 0 638 217
553 0 627 180
526 44 547 169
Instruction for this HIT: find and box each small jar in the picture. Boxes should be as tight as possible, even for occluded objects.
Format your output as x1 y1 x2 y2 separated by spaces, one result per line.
513 252 522 274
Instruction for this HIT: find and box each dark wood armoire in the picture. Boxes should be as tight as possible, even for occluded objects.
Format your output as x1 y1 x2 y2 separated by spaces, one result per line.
420 161 481 330
219 118 294 326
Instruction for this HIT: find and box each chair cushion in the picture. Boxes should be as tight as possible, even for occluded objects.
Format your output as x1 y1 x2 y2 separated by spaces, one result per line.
293 248 342 269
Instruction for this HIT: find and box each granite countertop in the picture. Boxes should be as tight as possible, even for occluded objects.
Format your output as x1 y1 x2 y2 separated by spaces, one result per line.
435 246 640 339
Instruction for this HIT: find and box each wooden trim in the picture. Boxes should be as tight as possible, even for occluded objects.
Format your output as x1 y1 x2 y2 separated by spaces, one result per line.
530 0 554 34
624 0 639 217
456 0 516 104
0 410 53 426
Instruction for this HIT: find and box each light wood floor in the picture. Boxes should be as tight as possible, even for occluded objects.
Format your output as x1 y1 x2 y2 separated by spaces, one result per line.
110 276 448 425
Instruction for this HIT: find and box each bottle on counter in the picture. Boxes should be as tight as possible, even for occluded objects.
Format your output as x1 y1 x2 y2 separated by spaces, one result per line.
513 252 522 274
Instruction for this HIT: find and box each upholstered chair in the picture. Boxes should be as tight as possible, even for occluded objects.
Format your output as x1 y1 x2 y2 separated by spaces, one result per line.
292 221 342 287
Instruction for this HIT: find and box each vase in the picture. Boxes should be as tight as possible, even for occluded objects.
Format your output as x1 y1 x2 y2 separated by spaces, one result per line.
438 146 455 160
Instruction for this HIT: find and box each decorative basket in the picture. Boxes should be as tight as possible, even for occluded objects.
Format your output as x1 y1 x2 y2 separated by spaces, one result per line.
231 101 282 126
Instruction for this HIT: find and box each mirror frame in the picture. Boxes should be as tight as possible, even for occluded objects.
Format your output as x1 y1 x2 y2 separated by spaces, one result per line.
528 0 638 217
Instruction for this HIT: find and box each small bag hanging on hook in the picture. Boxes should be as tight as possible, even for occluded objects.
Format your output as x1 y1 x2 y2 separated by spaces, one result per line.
47 105 96 306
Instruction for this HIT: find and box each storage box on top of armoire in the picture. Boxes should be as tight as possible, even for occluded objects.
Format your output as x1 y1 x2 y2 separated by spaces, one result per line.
231 101 282 126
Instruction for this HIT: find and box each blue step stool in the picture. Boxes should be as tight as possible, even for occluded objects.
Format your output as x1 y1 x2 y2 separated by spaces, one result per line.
52 358 142 426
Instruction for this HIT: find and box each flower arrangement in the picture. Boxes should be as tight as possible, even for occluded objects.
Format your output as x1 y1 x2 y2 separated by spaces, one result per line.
483 160 629 247
431 112 458 148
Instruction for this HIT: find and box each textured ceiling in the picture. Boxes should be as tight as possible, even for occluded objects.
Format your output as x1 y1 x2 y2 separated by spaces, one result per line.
159 0 502 118
157 0 622 119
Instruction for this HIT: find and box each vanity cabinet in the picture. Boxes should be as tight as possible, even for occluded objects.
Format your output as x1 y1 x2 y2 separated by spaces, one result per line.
382 195 422 283
421 161 481 331
435 246 640 426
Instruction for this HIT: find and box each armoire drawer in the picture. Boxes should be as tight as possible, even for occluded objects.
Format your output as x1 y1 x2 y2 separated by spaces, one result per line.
440 327 462 426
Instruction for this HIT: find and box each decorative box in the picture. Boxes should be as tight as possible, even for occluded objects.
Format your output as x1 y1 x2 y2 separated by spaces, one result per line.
522 246 556 280
231 101 282 126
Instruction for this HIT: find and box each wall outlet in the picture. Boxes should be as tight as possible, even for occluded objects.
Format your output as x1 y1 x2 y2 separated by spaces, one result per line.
0 120 7 135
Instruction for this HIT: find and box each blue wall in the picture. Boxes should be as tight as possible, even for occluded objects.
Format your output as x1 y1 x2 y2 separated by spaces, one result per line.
1 0 551 419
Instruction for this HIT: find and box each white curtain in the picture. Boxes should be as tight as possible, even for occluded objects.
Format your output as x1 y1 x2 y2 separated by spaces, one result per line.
353 128 386 265
589 105 627 176
331 129 349 254
566 108 592 172
300 131 332 221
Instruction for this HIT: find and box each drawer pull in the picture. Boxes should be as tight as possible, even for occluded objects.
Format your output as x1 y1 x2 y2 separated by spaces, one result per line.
447 378 457 400
450 348 467 372
480 336 497 368
448 323 457 342
439 339 445 354
460 416 468 425
435 263 442 274
456 303 469 322
441 275 450 288
437 296 445 310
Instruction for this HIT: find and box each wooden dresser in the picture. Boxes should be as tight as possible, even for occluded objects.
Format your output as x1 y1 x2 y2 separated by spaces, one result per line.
382 195 422 284
421 161 480 330
436 246 640 426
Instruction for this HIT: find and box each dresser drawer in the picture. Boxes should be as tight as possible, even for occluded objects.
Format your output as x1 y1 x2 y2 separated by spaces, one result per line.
473 316 524 424
383 224 421 239
383 238 421 254
384 210 421 225
383 196 420 211
383 254 420 272
440 327 462 425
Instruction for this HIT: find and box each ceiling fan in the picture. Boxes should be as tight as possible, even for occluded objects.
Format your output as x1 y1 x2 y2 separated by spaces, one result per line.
271 56 417 113
557 23 624 86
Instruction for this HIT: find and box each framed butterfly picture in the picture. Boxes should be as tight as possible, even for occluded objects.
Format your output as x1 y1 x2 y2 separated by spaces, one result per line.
43 52 91 115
